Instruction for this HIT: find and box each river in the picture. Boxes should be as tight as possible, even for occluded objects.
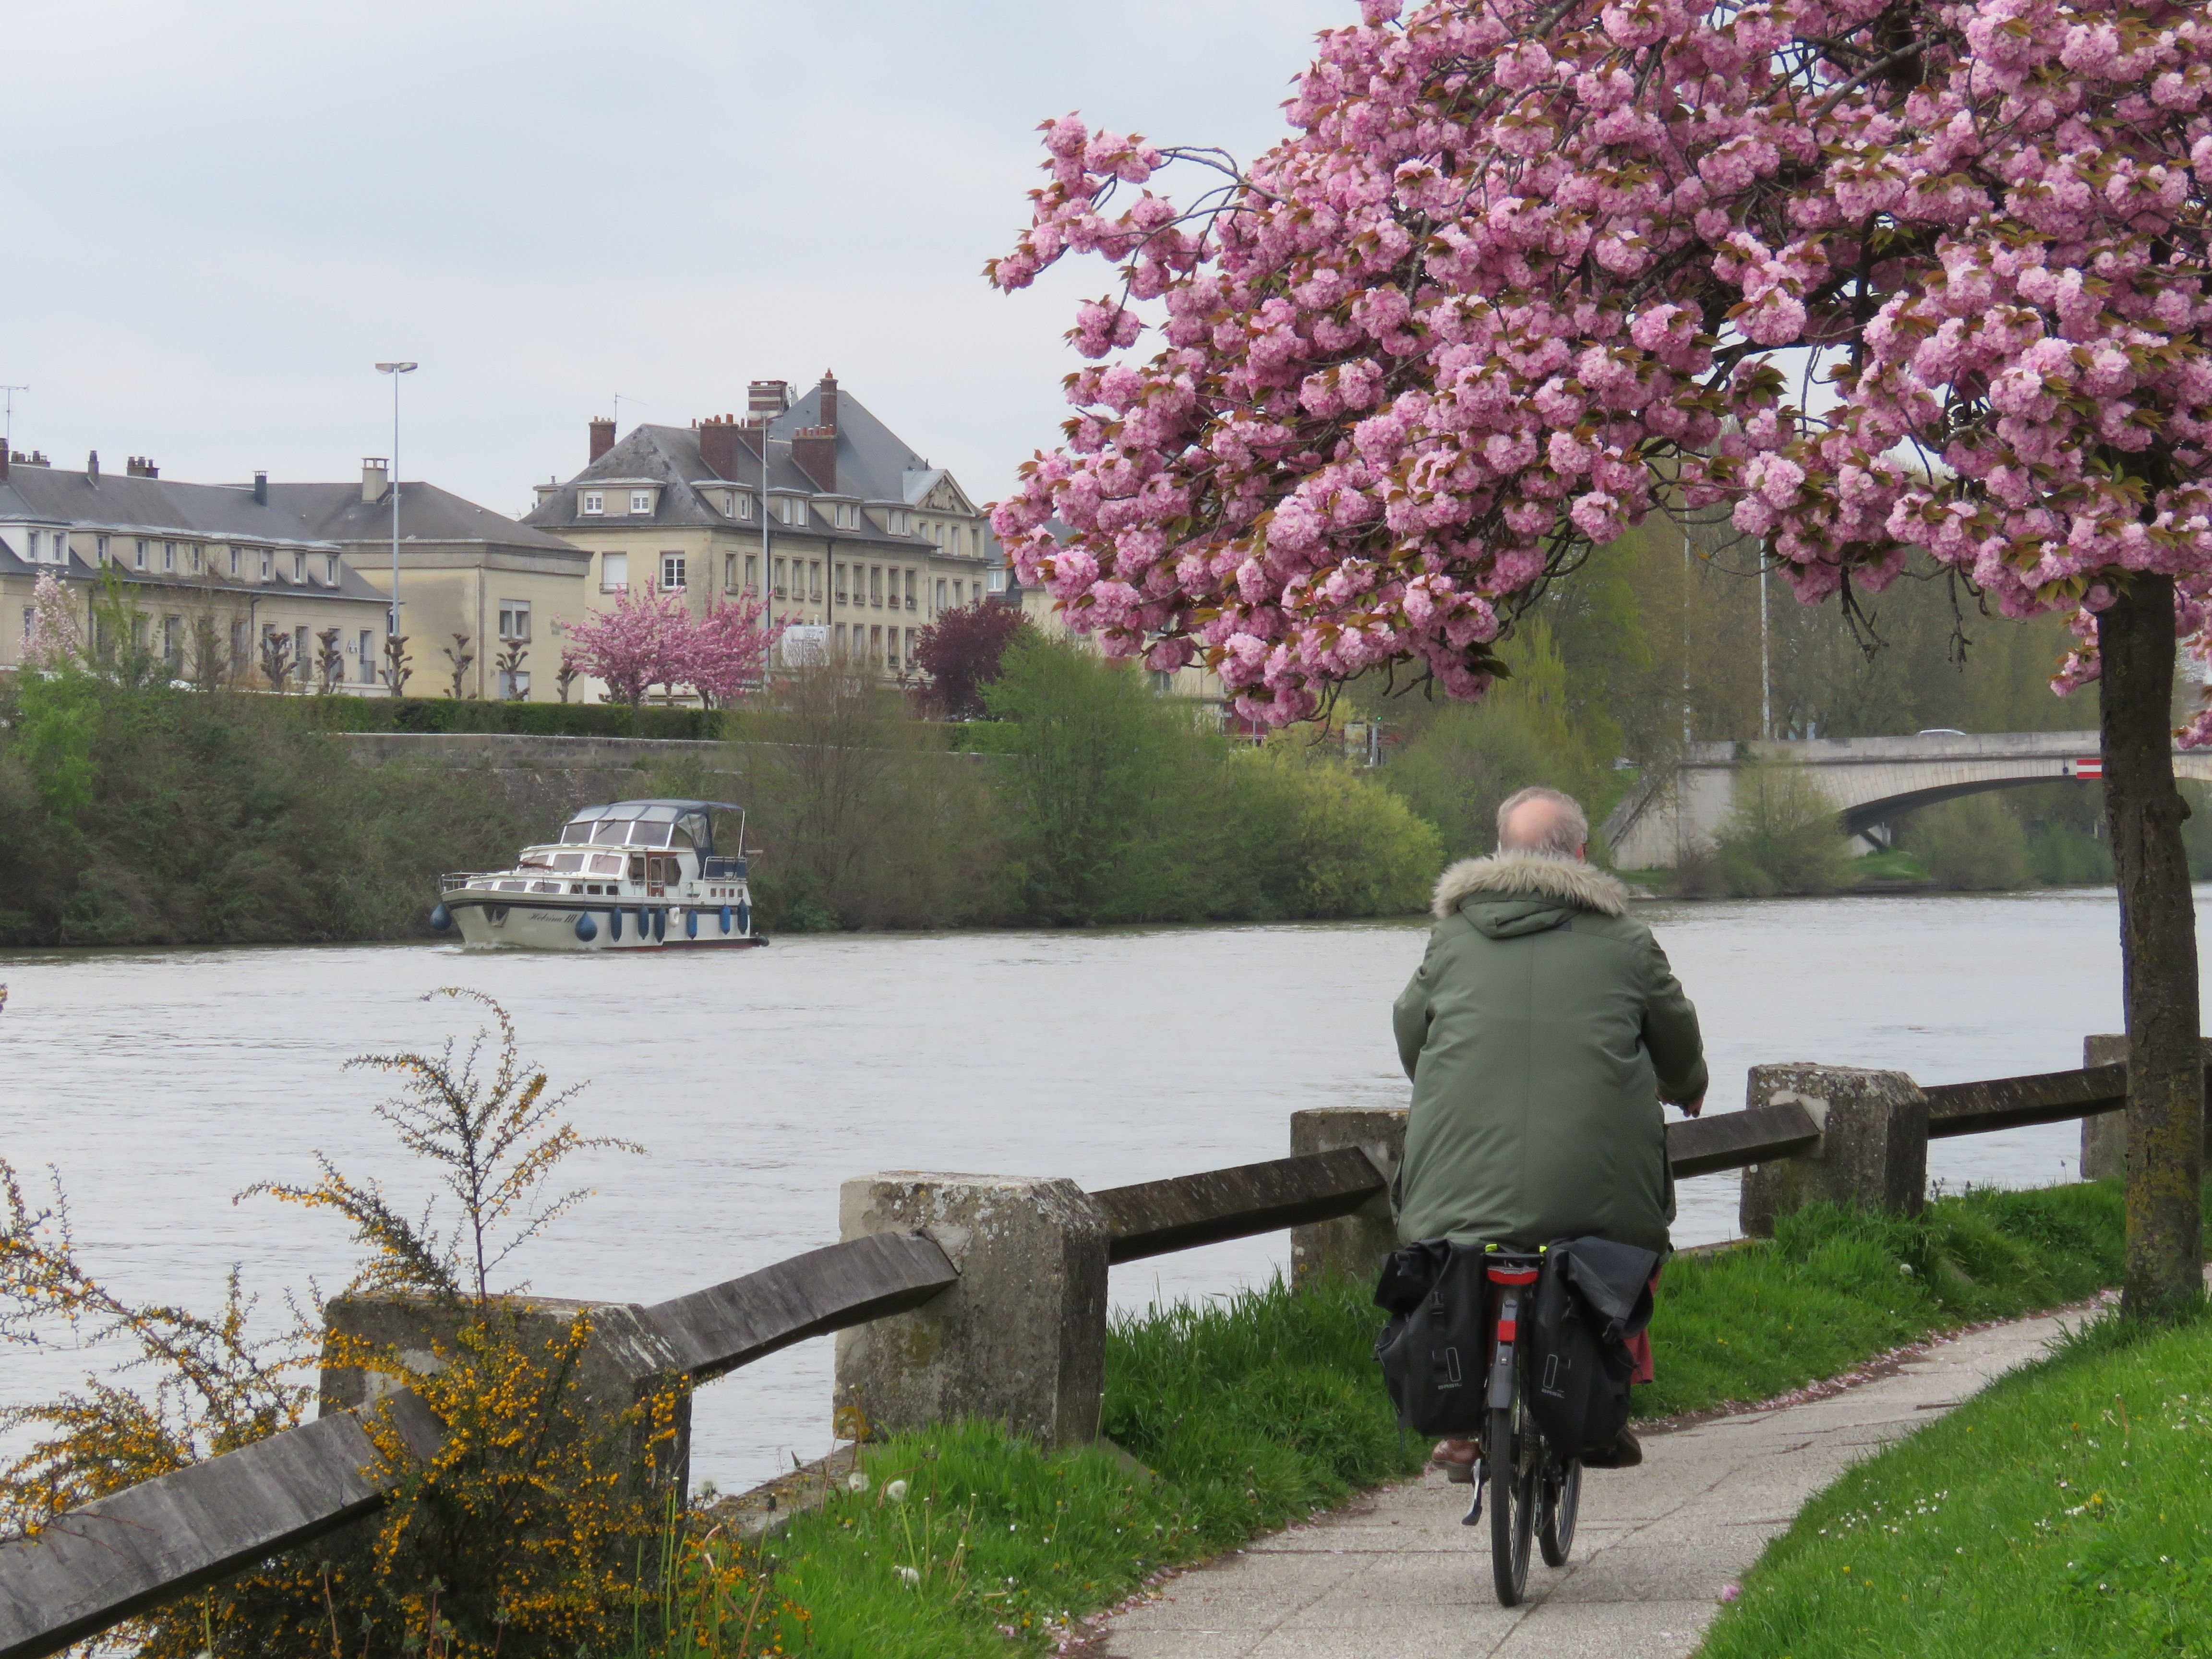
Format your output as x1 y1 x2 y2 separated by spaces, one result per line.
0 886 2188 1493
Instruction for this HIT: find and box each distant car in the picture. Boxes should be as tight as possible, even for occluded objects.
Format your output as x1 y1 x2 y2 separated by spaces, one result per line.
1917 727 1966 736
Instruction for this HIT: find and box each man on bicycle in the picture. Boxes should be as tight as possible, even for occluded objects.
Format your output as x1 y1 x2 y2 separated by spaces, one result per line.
1392 786 1707 1475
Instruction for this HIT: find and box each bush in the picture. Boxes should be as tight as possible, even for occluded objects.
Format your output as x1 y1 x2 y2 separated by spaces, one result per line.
1712 757 1855 896
298 696 723 740
1230 743 1443 918
1898 793 2032 890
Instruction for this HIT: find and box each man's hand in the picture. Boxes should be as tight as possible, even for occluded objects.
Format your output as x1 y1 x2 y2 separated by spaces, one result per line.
1672 1091 1706 1119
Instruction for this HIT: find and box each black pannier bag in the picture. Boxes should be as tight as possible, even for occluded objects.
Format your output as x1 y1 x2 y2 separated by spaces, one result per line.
1372 1239 1490 1437
1526 1235 1660 1459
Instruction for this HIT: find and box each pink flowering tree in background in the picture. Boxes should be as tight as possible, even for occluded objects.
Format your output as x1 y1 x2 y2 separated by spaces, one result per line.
989 0 2212 1315
561 580 692 709
680 591 787 708
21 573 84 672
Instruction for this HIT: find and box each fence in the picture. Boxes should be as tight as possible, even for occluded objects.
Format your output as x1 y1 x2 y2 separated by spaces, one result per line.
0 1036 2177 1659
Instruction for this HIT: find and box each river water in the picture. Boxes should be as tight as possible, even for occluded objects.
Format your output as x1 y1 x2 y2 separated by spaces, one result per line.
0 887 2189 1492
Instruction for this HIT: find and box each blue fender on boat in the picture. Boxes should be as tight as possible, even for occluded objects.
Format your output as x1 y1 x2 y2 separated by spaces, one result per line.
611 908 623 941
649 908 664 942
720 904 733 934
574 913 598 943
430 902 451 932
685 908 698 939
736 898 751 936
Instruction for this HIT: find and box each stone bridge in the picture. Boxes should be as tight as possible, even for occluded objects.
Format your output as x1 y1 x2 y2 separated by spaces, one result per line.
1603 729 2212 869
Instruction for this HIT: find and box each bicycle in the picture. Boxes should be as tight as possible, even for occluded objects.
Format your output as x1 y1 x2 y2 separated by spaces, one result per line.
1458 1247 1582 1606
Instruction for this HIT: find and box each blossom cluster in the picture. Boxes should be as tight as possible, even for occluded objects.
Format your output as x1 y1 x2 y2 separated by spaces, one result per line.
562 582 786 709
988 0 2212 731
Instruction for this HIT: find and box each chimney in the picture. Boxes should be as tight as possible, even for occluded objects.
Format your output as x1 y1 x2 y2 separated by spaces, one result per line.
818 369 839 434
792 424 837 492
127 456 158 478
747 379 790 421
362 457 389 504
86 450 99 484
697 417 741 480
589 417 616 463
253 470 268 505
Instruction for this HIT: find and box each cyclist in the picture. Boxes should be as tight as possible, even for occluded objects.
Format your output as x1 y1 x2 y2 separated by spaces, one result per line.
1392 786 1707 1476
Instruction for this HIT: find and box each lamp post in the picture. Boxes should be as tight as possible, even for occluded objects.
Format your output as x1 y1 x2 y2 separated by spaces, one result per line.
374 361 417 644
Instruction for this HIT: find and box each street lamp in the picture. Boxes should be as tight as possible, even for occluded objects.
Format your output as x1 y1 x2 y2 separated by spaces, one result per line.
375 361 418 645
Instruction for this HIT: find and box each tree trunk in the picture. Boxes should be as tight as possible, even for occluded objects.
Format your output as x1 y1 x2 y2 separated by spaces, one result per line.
2097 574 2205 1320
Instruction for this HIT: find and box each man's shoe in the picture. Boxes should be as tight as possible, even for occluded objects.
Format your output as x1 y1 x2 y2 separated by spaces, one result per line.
1581 1426 1643 1468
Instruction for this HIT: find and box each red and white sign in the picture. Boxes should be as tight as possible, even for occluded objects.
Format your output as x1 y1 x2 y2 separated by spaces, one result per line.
2068 757 2104 780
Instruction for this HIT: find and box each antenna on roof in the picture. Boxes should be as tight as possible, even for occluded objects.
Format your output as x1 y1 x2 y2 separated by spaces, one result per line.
613 392 643 429
0 386 25 454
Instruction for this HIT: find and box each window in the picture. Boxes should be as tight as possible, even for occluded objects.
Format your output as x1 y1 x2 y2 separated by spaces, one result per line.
869 625 882 662
809 561 822 602
836 564 848 603
954 579 965 607
905 569 917 611
987 568 1008 593
229 546 241 577
601 552 629 593
744 553 758 592
23 530 37 561
191 544 204 574
629 490 653 515
498 600 531 642
163 541 176 572
163 615 182 670
294 625 311 673
581 491 604 516
293 552 305 583
661 552 686 590
500 668 532 699
134 538 148 570
724 553 736 590
20 607 30 643
96 534 108 564
733 493 753 520
835 623 847 654
905 628 917 666
888 629 901 669
869 565 883 606
773 558 787 598
261 550 273 580
232 618 249 668
325 554 339 584
359 629 375 683
885 508 911 535
936 578 947 613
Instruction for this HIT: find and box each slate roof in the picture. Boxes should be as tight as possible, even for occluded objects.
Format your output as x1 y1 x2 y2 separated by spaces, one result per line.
523 383 993 554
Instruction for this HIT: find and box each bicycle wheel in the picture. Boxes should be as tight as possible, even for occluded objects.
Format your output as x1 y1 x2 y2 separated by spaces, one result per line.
1488 1395 1536 1605
1538 1457 1581 1567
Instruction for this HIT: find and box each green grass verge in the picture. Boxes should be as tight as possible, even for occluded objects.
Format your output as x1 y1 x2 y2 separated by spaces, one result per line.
746 1183 2152 1656
1698 1310 2212 1658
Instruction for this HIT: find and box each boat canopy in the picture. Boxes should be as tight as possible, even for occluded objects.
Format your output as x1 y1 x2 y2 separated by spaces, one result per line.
558 800 743 856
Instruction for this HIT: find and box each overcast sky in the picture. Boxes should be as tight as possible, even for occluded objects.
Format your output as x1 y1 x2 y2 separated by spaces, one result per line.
1 0 1341 520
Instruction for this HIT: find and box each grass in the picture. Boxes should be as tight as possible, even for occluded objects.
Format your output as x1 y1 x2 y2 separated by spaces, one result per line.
743 1183 2159 1657
1698 1308 2212 1658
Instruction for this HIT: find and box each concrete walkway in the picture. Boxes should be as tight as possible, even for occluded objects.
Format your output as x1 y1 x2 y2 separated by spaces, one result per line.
1097 1309 2079 1659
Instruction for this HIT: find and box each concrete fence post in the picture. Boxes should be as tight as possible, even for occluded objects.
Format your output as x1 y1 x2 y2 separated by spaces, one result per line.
2082 1034 2128 1181
832 1173 1109 1449
1738 1065 1929 1238
319 1293 694 1503
1287 1107 1406 1291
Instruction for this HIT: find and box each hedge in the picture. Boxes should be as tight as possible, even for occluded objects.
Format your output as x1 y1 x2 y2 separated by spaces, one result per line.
292 696 726 740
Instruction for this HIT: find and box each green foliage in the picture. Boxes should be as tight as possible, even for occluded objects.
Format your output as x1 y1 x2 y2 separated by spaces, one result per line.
1897 793 2033 891
0 680 541 946
1640 1183 2132 1419
1229 743 1444 919
300 695 725 740
770 1275 1423 1656
1701 1306 2212 1659
1712 757 1855 896
1374 617 1615 863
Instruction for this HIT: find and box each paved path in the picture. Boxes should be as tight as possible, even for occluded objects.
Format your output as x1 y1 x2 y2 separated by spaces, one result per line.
1098 1310 2076 1659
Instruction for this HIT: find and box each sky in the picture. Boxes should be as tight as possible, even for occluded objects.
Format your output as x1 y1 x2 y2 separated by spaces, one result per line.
0 0 1343 521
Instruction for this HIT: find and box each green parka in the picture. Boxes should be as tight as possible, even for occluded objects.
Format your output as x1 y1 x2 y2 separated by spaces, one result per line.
1392 852 1707 1256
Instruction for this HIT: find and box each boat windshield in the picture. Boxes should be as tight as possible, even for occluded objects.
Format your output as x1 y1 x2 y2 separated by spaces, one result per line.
590 820 631 845
560 823 595 845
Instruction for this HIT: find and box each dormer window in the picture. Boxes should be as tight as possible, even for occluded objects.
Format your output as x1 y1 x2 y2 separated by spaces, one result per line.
629 490 653 515
581 491 604 516
293 552 306 583
732 493 753 520
191 544 204 573
229 546 241 577
326 555 340 585
832 502 861 529
777 496 807 526
884 508 912 536
163 541 176 572
135 539 148 570
261 550 274 581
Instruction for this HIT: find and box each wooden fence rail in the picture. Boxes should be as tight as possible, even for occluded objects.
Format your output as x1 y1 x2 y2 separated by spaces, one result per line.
0 1047 2158 1659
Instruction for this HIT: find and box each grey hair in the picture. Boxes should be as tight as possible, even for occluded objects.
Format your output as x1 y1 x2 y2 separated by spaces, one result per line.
1496 786 1589 856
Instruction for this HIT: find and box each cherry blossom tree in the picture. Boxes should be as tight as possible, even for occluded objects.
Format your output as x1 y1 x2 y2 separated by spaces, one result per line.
990 0 2212 1315
680 591 786 708
20 573 84 673
562 581 691 709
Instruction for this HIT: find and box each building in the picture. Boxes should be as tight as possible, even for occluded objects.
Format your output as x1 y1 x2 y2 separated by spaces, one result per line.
524 373 1003 684
0 449 392 689
0 450 589 699
324 460 589 700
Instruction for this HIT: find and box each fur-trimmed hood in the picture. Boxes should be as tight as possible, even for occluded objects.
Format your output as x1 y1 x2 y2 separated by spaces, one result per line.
1431 851 1632 921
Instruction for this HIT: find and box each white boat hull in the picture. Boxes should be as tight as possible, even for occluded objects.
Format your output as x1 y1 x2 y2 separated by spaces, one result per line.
445 896 762 952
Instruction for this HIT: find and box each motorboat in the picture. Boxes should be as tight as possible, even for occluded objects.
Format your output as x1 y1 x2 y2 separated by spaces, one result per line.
431 799 763 951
